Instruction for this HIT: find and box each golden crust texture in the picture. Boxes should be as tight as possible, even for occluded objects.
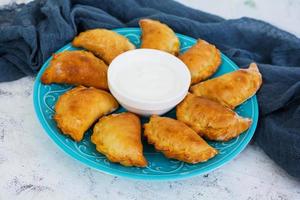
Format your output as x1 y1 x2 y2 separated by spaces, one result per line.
91 112 147 167
190 63 262 109
176 93 252 141
41 50 108 90
139 19 180 55
179 40 221 84
72 29 135 64
54 86 119 141
144 115 217 164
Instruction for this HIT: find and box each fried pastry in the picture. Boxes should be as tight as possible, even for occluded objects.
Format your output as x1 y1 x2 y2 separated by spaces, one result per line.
139 19 180 55
72 29 135 64
190 63 262 109
54 86 118 141
176 93 252 141
179 40 221 84
144 115 217 163
41 50 108 90
91 112 147 167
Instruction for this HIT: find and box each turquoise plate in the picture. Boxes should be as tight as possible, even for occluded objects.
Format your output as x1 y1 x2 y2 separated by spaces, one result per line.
33 28 258 181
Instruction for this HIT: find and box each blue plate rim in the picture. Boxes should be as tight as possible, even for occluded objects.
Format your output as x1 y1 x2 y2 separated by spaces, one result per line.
33 27 259 181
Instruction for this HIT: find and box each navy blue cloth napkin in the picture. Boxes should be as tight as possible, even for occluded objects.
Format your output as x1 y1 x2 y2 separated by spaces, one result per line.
1 0 299 178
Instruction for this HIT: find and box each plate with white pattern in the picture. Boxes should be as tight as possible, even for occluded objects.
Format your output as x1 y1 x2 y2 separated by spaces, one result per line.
33 28 258 181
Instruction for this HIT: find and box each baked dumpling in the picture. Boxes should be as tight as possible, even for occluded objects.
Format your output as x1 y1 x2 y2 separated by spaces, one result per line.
72 29 135 64
179 40 221 84
41 50 108 90
91 112 147 167
190 63 262 109
176 93 252 141
139 19 180 55
54 86 119 141
144 115 217 163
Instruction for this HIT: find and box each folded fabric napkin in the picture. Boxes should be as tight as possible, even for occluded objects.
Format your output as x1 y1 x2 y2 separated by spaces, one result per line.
0 0 299 178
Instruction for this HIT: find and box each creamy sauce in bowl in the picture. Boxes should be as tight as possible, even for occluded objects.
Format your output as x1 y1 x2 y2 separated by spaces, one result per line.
108 49 191 116
115 62 182 102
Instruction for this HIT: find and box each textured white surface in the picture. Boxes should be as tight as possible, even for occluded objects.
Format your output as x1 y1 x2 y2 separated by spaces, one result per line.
176 0 300 37
0 0 300 200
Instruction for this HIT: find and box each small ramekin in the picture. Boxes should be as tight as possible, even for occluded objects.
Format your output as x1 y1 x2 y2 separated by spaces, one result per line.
108 49 191 116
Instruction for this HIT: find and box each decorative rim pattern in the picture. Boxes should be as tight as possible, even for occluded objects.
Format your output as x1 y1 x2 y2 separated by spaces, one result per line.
33 28 259 181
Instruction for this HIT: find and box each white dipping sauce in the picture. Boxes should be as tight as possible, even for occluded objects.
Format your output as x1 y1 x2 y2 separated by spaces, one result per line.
115 64 180 102
108 49 191 116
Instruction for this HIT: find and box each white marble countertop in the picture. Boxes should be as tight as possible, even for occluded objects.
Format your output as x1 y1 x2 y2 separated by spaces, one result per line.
0 0 300 200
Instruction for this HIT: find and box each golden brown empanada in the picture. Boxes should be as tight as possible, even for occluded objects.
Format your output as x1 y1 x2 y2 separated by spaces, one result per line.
177 93 252 141
54 86 119 141
91 112 147 167
139 19 180 55
144 115 217 163
72 29 135 64
41 50 108 90
190 63 262 109
179 40 221 84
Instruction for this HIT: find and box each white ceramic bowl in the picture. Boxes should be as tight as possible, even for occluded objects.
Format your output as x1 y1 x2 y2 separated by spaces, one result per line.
108 49 191 116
